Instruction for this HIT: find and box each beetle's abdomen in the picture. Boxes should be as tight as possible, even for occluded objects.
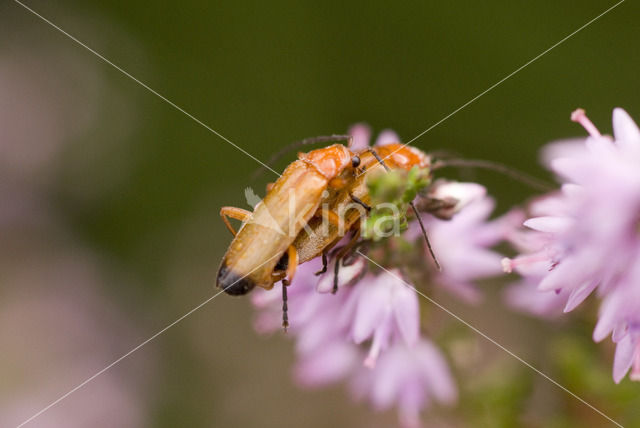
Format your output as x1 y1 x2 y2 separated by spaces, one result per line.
217 161 328 293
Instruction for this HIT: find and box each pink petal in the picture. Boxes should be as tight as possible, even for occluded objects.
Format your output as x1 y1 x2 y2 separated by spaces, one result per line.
365 312 393 368
538 258 588 292
374 129 401 146
417 341 458 404
504 282 564 318
352 280 390 344
524 216 573 234
294 341 359 387
348 123 372 150
316 258 365 293
563 280 597 312
443 249 503 280
369 350 405 409
430 182 487 214
593 303 618 342
392 284 420 346
612 108 640 151
550 157 591 184
613 335 635 384
612 323 629 343
542 139 588 167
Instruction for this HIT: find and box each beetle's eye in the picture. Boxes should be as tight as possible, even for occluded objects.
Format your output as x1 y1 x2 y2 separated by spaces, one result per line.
351 155 361 168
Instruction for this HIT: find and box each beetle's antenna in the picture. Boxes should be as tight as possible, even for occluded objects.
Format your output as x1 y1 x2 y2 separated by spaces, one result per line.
251 134 353 180
369 148 390 171
410 202 441 270
433 158 553 192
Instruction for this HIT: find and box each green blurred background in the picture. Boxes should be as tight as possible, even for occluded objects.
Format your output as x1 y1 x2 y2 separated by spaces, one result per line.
2 1 639 427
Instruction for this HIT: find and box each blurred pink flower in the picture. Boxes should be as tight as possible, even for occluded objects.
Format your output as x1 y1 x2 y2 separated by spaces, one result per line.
344 269 420 368
253 262 456 426
350 340 457 428
504 276 568 318
592 260 640 383
409 185 516 303
503 108 640 382
348 123 400 149
502 195 568 317
0 229 153 427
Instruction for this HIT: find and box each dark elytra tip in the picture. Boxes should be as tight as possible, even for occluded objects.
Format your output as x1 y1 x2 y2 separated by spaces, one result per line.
275 252 289 272
217 263 256 296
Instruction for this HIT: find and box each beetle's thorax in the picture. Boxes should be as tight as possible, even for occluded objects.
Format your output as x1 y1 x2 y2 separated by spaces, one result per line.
300 144 353 179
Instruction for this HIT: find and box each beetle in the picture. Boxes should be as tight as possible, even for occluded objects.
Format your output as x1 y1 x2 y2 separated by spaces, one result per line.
216 141 362 297
218 138 439 330
287 143 435 293
291 144 430 264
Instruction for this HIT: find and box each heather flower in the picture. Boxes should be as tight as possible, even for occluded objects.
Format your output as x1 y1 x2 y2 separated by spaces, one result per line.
502 195 568 317
502 108 640 382
248 126 521 425
503 274 568 318
348 123 400 149
348 123 372 151
343 269 420 368
253 264 457 426
350 340 457 428
592 260 640 383
409 184 515 302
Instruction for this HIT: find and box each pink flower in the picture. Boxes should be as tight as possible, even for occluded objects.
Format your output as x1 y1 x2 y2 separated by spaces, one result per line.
502 195 569 317
343 269 420 368
592 260 640 383
350 340 457 428
409 185 515 303
348 123 400 149
504 276 568 318
503 108 640 382
611 333 640 384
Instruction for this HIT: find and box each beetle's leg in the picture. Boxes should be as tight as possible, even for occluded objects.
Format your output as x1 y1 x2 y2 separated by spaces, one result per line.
281 278 289 332
341 227 362 266
315 251 328 276
220 206 252 236
349 194 371 212
279 245 299 331
285 245 298 283
322 209 342 227
332 255 341 295
328 176 348 189
271 271 286 282
332 229 361 294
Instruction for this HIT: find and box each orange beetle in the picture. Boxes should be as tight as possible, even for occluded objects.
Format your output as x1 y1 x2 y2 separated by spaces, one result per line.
288 143 433 293
217 142 361 296
293 144 430 262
